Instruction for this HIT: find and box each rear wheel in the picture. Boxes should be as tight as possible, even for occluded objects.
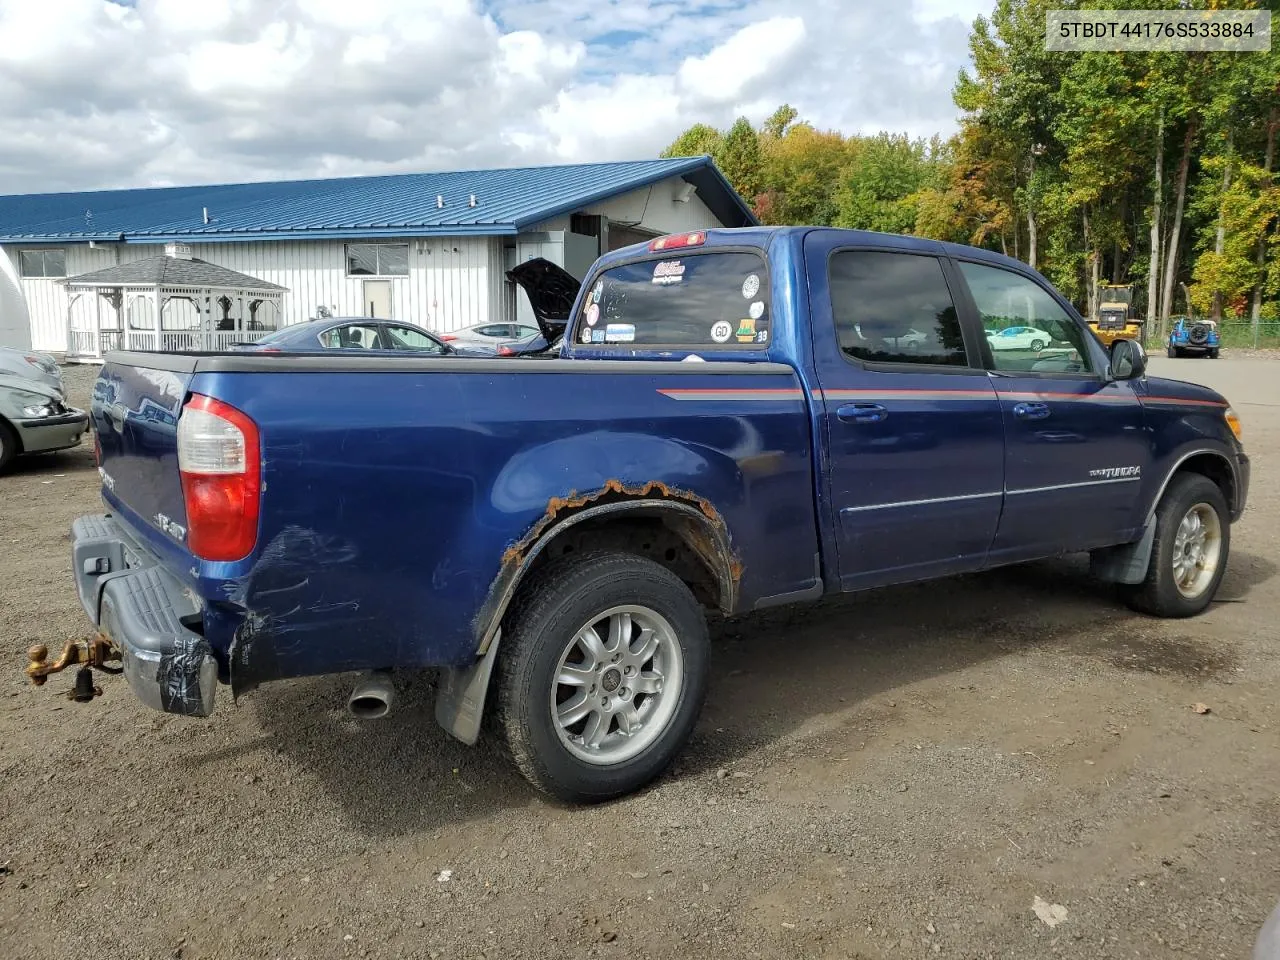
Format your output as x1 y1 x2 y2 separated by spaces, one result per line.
492 552 710 802
1029 338 1046 352
1167 344 1178 358
0 420 18 473
1208 348 1220 359
1121 474 1229 618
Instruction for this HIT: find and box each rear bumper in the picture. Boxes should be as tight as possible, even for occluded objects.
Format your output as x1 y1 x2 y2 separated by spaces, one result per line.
71 514 218 717
16 408 88 453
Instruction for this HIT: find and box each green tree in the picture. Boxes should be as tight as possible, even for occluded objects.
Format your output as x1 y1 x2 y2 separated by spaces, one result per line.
660 123 722 159
713 117 765 202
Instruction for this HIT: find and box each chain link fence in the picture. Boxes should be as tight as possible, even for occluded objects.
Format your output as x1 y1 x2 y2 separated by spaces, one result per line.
1216 321 1280 350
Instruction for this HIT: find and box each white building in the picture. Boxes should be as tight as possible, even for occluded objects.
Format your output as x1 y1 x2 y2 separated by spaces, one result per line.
0 157 756 358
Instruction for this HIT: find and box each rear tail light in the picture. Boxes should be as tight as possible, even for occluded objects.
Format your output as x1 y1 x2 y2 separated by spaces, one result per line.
649 231 706 252
497 344 515 356
94 432 101 467
441 334 457 342
177 394 261 561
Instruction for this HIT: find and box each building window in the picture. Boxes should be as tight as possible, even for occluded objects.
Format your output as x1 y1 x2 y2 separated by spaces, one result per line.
345 243 409 277
19 249 66 278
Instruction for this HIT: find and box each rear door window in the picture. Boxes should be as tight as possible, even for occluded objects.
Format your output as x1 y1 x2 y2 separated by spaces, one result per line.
827 251 969 367
319 324 382 349
578 251 770 347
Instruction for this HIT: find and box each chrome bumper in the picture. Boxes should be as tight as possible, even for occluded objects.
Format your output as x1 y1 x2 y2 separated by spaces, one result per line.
71 514 218 717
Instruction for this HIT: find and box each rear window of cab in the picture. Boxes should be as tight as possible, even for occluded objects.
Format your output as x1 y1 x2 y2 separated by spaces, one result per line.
575 251 770 348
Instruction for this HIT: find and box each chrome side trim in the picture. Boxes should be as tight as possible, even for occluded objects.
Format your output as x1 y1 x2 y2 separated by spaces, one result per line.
840 490 1002 515
1006 476 1142 496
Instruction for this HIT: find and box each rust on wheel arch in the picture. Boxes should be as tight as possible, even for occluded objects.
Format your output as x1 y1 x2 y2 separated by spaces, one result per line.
476 479 741 654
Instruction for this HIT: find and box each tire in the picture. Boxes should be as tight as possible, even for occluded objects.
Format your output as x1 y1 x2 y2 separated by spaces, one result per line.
1121 474 1230 618
0 420 18 473
1029 339 1046 352
1208 348 1219 359
492 552 710 803
1167 344 1177 359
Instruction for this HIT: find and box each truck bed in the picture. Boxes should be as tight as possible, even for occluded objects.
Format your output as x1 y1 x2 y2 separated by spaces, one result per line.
90 351 821 694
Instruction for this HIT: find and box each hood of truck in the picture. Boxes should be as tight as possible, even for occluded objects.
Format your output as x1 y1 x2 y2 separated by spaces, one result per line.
506 257 581 344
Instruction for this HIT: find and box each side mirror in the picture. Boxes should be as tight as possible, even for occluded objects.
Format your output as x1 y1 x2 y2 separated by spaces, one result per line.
1110 338 1147 380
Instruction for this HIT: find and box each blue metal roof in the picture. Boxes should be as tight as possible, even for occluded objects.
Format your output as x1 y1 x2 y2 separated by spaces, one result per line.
0 156 757 244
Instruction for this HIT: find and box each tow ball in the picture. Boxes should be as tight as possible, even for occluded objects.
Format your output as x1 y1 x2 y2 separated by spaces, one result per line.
25 636 123 702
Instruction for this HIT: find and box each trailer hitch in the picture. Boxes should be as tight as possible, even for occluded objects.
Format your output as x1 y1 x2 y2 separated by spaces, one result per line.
26 636 122 702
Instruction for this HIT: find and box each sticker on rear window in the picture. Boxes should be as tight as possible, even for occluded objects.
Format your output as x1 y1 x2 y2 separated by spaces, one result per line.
710 320 733 343
592 329 606 343
741 274 760 299
652 260 685 285
586 303 600 326
592 279 604 300
749 301 765 320
580 326 593 343
735 317 757 343
605 323 636 342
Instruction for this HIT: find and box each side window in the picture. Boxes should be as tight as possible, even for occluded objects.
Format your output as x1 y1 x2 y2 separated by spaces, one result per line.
382 325 444 354
956 261 1094 374
319 324 382 349
828 251 968 367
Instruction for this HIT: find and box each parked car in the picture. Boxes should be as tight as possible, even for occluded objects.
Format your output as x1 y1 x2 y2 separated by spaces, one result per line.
1167 317 1220 358
0 371 87 472
0 346 63 394
987 325 1054 351
439 321 541 349
73 227 1249 803
228 317 491 356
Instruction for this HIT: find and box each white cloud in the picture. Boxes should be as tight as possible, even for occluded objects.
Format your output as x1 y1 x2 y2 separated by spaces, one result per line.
676 17 806 105
0 0 984 193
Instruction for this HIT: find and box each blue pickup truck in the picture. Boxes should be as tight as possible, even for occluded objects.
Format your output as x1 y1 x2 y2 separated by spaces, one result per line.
73 227 1249 802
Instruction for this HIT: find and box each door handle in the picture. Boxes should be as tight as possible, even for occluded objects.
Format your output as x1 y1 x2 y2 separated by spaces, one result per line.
1012 401 1050 421
836 402 888 424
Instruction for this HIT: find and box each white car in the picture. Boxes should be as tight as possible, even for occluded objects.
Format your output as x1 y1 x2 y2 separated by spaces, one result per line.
439 321 541 350
987 325 1053 352
0 346 63 394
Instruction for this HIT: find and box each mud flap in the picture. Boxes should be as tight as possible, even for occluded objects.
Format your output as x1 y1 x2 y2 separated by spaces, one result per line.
435 628 503 746
1089 523 1156 585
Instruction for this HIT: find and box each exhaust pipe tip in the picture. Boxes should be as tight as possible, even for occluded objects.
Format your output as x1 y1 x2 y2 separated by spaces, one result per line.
348 671 394 720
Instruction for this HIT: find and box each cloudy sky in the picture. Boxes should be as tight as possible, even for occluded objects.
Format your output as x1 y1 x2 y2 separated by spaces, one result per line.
0 0 991 195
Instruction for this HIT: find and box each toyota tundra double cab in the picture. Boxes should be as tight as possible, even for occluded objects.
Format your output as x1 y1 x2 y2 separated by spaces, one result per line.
71 227 1249 801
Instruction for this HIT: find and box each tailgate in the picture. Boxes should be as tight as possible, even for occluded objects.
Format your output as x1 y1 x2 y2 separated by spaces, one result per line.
92 357 192 538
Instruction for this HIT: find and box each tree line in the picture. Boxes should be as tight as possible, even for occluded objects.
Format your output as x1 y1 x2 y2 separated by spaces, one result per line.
662 0 1280 337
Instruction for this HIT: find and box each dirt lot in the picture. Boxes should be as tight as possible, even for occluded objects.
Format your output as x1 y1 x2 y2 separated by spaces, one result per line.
1 357 1277 960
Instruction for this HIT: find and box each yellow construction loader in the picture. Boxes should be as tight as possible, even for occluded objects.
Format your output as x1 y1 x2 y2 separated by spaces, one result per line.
1087 284 1144 347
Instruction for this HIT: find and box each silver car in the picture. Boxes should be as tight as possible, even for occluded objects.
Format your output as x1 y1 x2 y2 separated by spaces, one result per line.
0 346 63 394
439 321 541 352
0 371 88 472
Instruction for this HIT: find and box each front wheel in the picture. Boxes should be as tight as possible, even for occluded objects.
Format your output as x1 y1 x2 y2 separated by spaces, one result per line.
0 420 17 473
1120 474 1230 618
492 552 710 802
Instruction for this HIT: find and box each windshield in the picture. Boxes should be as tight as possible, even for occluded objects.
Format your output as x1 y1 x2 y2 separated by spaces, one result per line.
576 251 770 348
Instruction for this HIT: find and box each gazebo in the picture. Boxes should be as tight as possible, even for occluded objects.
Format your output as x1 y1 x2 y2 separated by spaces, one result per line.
62 243 287 361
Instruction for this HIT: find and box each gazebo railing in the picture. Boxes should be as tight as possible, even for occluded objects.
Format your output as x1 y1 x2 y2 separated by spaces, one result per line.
119 329 276 352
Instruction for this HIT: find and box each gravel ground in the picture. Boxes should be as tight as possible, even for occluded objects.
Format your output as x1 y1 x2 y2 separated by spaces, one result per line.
1 356 1278 960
